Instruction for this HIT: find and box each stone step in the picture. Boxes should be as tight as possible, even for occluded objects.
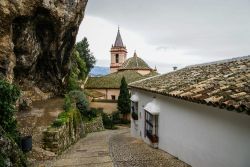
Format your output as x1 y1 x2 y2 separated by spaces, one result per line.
53 156 113 167
59 150 110 159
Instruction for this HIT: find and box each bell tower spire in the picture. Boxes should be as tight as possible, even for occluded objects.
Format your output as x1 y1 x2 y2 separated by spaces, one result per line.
110 27 127 73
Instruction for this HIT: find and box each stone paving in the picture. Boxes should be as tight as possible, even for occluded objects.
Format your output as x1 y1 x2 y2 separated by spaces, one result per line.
47 128 128 167
40 127 190 167
109 129 191 167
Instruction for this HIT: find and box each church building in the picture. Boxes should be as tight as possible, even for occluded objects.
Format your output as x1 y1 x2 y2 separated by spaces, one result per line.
85 28 158 100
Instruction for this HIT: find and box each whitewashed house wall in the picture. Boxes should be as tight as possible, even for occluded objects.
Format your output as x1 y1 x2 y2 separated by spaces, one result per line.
130 88 250 167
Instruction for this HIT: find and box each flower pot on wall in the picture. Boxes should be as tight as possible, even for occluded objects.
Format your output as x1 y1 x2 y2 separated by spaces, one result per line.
132 112 138 120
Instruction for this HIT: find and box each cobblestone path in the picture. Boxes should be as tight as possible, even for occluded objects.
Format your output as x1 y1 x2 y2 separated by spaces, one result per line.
49 128 128 167
34 126 189 167
109 129 190 167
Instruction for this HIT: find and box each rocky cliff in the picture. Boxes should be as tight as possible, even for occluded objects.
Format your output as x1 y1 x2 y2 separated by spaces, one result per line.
0 126 27 167
0 0 88 94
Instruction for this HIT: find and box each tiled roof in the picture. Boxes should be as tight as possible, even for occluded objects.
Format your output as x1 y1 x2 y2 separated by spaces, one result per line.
120 52 152 70
130 56 250 115
85 70 158 89
84 89 105 98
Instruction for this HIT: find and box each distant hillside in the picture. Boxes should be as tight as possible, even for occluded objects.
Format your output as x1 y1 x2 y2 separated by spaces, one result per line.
89 66 110 76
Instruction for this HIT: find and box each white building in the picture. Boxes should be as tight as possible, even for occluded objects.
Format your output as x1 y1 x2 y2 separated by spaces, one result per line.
129 56 250 167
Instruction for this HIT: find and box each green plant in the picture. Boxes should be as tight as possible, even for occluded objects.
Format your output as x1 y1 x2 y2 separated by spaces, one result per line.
67 48 88 92
67 69 80 92
101 112 113 129
112 111 121 124
76 37 96 73
68 90 89 115
117 77 131 119
64 94 72 112
0 152 6 167
52 111 69 127
0 79 21 143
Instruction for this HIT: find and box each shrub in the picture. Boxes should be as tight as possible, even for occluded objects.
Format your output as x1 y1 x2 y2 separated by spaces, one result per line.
112 111 121 124
52 108 82 129
64 94 72 112
101 112 113 129
52 111 69 127
67 70 80 92
100 110 120 130
68 90 89 116
0 79 21 143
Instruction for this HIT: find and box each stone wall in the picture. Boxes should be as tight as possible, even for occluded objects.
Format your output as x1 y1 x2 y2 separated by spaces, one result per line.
43 116 84 154
83 116 104 133
43 116 104 154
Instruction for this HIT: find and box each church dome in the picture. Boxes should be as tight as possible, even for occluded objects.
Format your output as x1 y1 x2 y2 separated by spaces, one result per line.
119 52 152 70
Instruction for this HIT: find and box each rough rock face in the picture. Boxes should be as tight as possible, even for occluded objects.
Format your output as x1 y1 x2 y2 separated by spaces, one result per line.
0 126 27 167
0 0 88 94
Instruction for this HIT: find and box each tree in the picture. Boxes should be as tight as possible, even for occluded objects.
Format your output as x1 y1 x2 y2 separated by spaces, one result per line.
117 77 131 120
67 49 87 91
75 37 96 74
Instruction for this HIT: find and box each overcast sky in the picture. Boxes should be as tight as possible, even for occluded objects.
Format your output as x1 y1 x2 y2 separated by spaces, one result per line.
76 0 250 73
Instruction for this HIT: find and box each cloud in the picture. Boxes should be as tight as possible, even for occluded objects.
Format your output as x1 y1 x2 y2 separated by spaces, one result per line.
78 0 250 73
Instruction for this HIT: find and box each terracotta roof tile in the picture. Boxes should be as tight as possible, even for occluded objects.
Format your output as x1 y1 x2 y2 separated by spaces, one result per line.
129 56 250 115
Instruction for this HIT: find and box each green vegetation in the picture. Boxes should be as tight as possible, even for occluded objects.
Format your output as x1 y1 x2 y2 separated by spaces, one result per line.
64 94 72 112
56 37 97 126
67 37 96 92
0 79 21 143
52 108 82 128
52 90 100 128
53 90 88 127
67 49 87 91
100 111 118 130
86 70 158 89
76 37 96 74
0 80 27 167
117 77 131 119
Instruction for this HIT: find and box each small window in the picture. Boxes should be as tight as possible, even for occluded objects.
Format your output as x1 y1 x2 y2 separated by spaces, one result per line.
131 101 139 120
145 110 158 143
111 95 116 100
115 54 119 63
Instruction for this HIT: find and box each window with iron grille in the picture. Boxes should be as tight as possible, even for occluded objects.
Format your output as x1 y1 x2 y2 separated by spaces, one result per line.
145 110 158 143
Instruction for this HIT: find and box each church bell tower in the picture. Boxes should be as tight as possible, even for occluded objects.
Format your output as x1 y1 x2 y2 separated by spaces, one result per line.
110 27 127 73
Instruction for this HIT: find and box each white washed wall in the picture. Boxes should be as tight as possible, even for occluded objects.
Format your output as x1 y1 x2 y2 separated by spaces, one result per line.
130 88 250 167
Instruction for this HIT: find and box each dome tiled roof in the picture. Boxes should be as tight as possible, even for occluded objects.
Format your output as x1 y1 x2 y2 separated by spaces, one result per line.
120 52 151 70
